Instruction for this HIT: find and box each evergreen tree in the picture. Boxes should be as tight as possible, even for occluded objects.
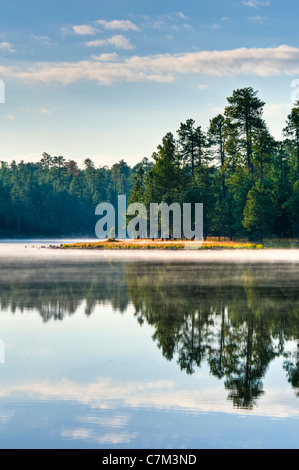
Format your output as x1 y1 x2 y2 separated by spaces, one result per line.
150 132 183 204
284 100 299 181
225 87 265 177
243 182 276 242
252 123 275 184
129 166 145 205
177 119 207 175
208 114 227 199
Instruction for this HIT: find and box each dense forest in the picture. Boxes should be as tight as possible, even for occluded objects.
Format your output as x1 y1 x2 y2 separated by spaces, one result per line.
1 86 299 241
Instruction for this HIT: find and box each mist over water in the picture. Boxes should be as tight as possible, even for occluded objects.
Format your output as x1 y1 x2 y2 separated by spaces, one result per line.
1 241 299 448
1 241 299 264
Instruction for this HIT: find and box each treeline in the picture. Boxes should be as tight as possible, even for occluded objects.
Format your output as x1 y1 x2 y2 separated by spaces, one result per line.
1 86 299 240
129 87 299 242
0 155 151 236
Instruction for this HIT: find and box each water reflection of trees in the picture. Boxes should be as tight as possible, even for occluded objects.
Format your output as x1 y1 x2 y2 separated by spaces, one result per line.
125 262 299 409
0 260 129 321
1 259 299 409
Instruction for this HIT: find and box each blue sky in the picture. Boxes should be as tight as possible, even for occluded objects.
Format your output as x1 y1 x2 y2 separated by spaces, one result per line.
0 0 299 167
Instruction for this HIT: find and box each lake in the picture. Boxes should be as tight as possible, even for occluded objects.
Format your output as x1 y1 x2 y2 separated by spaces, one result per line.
1 242 299 449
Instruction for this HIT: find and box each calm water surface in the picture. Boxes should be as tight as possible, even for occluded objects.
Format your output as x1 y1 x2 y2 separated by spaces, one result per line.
1 242 299 449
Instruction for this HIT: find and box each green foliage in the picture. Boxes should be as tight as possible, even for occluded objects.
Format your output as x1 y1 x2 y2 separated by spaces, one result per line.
0 156 135 237
129 166 145 205
284 100 299 180
243 182 276 241
1 86 299 241
177 118 208 173
224 87 265 175
146 132 184 204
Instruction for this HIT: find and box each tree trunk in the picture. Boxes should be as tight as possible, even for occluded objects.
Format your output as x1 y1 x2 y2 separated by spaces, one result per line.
259 228 263 243
17 206 21 234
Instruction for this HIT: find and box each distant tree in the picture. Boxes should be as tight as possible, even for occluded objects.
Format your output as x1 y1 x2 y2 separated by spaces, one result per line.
285 181 299 239
208 114 227 200
225 166 253 238
284 100 299 180
110 159 133 200
150 132 183 204
181 168 216 240
52 156 66 186
243 182 276 242
129 165 145 205
40 152 53 170
225 87 265 177
270 142 293 237
252 123 275 184
133 157 154 174
177 119 207 175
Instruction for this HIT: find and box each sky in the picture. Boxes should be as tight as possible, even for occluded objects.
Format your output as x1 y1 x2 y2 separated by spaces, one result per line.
0 0 299 167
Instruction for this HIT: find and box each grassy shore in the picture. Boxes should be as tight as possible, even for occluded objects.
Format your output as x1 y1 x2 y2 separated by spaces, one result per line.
55 237 299 250
58 238 261 250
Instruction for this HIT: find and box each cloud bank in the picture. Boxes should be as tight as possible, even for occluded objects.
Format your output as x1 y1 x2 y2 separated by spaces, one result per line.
242 0 271 7
0 41 16 53
1 45 299 85
73 25 99 35
96 19 140 32
86 35 134 50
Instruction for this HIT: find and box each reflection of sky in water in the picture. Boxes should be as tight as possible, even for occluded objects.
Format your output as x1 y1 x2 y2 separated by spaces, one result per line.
1 245 299 448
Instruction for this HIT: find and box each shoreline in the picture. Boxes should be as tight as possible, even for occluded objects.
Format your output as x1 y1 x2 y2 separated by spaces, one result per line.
56 239 296 250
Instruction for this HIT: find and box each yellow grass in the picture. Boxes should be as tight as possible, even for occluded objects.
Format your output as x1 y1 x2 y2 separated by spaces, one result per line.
59 238 263 250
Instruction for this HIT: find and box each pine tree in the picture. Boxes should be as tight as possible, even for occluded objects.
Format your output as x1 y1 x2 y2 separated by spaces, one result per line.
177 119 207 176
129 166 145 205
225 87 265 177
284 100 299 181
243 182 276 242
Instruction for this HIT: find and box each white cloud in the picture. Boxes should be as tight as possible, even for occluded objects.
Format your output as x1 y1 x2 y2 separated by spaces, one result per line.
177 11 189 20
242 0 270 7
0 42 15 53
146 74 174 83
85 39 107 48
108 35 134 50
7 114 16 121
211 23 222 30
73 25 98 35
197 84 210 90
86 35 134 50
31 35 53 45
91 52 119 62
2 45 299 86
59 26 71 37
40 108 53 114
248 16 265 24
96 19 140 32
